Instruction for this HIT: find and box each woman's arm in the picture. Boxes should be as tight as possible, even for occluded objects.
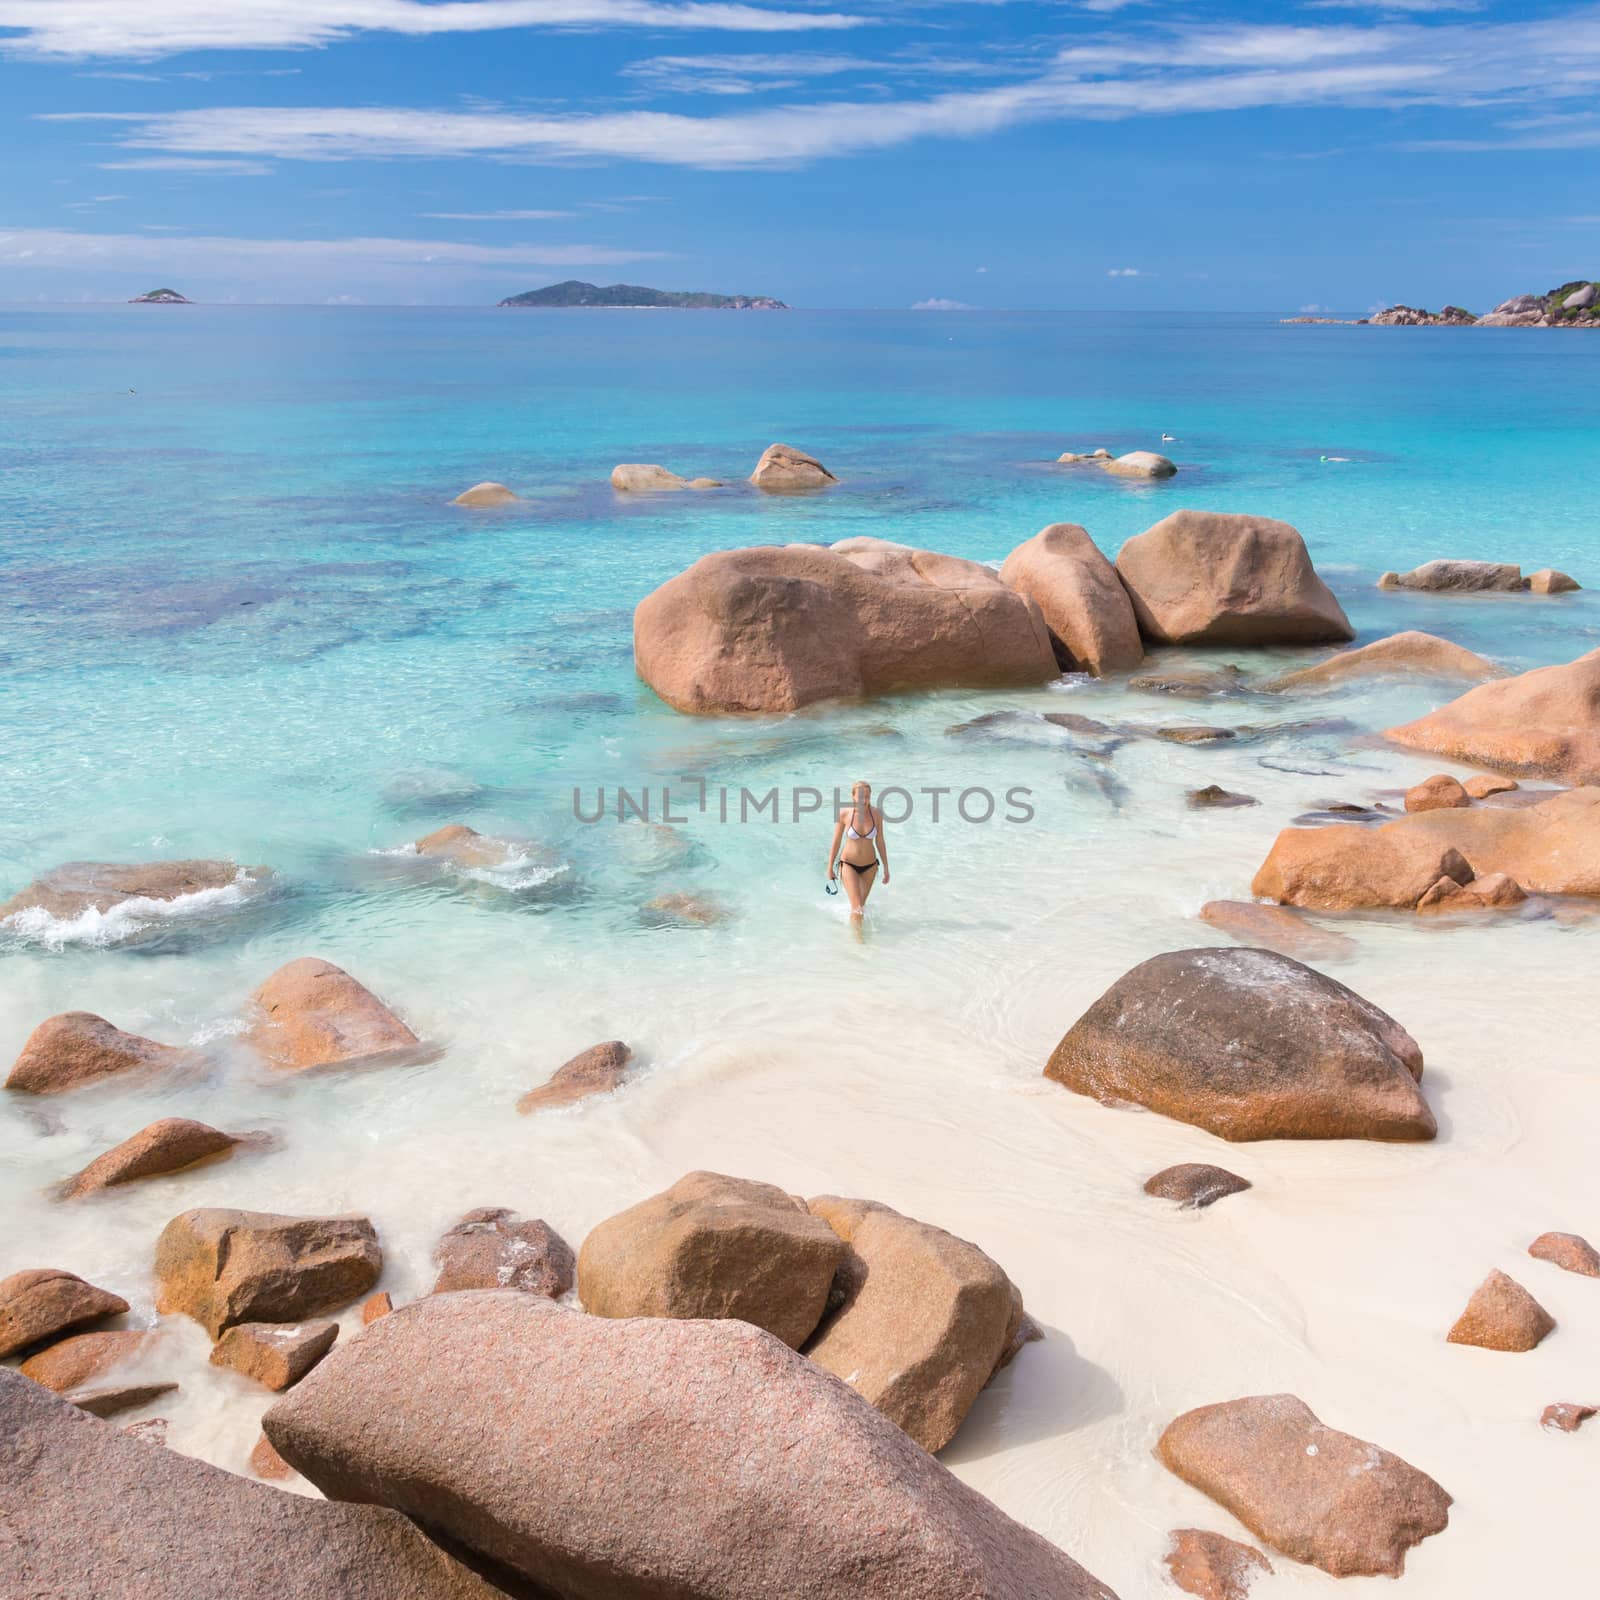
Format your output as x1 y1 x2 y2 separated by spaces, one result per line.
875 807 889 884
826 813 845 878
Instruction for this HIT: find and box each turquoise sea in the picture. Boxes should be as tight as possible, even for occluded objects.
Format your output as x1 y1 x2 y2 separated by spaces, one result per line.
2 307 1597 1598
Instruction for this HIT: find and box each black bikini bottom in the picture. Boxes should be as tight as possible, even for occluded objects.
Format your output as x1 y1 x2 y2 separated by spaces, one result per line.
840 858 879 879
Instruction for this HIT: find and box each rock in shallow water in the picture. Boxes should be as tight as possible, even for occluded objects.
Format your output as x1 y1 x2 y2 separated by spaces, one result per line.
64 1117 238 1197
1163 1528 1271 1600
1143 1164 1251 1210
802 1194 1019 1453
1405 773 1471 812
1528 1230 1600 1277
1045 947 1434 1142
155 1208 382 1339
1541 1402 1596 1433
451 481 519 506
1115 511 1353 647
1197 900 1355 962
1378 559 1526 593
0 858 269 925
1157 1394 1451 1578
1187 785 1258 810
578 1171 842 1349
1254 786 1600 908
999 522 1144 676
245 956 420 1070
1263 629 1499 692
518 1039 634 1113
432 1207 575 1297
0 1370 502 1600
748 441 836 492
0 1268 128 1358
211 1320 339 1391
264 1291 1119 1600
1386 647 1600 786
5 1012 194 1096
1446 1269 1556 1351
633 542 1056 715
20 1329 160 1392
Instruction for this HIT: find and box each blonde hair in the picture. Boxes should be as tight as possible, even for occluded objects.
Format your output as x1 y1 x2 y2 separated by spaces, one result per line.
851 780 871 798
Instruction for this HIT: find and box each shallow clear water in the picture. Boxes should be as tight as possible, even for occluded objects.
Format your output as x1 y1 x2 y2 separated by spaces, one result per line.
2 307 1597 1598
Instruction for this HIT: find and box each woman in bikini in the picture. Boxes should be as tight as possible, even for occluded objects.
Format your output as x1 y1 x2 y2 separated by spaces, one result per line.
826 780 889 920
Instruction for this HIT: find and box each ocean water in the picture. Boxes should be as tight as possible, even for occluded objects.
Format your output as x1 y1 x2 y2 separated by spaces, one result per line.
2 307 1598 1598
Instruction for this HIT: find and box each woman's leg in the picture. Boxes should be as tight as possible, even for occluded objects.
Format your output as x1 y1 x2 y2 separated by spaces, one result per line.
841 861 876 919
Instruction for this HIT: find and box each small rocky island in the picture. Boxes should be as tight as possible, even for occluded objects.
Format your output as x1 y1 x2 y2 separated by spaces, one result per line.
1284 279 1597 328
498 279 788 310
129 287 191 305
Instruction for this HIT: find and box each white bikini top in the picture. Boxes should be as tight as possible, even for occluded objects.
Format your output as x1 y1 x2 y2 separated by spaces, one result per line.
845 808 877 840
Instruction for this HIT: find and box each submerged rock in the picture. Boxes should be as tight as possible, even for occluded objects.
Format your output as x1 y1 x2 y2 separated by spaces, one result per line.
1187 785 1259 809
518 1039 634 1113
578 1171 843 1349
1446 1269 1555 1351
1197 899 1355 962
1378 560 1526 593
211 1320 339 1391
1044 947 1433 1142
0 1370 504 1600
1529 1230 1600 1277
748 441 836 492
633 542 1057 714
802 1195 1018 1452
1163 1528 1271 1600
451 481 519 506
0 858 269 925
245 956 419 1070
263 1291 1119 1600
432 1207 575 1297
1156 1394 1451 1578
1264 629 1499 692
0 1269 128 1358
1385 647 1600 786
1143 1165 1251 1210
154 1208 381 1339
5 1012 193 1096
64 1117 238 1197
999 522 1144 676
1115 511 1353 646
1129 664 1249 698
611 463 719 491
639 890 730 926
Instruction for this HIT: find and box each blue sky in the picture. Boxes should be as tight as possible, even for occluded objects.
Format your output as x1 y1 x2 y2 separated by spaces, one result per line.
1 0 1596 308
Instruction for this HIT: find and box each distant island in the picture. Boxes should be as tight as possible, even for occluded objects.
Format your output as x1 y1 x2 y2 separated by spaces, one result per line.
498 280 788 310
129 287 190 304
1283 279 1597 328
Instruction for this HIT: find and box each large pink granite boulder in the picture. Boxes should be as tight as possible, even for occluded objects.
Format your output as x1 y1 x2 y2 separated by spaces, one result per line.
999 523 1143 676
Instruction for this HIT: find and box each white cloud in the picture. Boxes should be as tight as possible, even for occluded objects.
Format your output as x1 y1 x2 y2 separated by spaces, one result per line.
1106 267 1147 277
0 225 670 273
1299 301 1329 311
420 208 576 219
98 156 274 174
911 296 972 309
0 0 865 60
622 51 872 95
34 9 1600 170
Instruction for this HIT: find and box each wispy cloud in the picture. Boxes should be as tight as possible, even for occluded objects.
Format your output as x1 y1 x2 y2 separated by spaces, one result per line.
0 0 865 61
910 296 972 309
1106 266 1146 277
98 155 274 174
622 52 873 95
44 10 1600 169
0 226 670 273
420 208 576 219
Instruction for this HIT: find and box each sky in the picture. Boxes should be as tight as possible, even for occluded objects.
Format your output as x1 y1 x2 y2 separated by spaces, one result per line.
1 0 1596 308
